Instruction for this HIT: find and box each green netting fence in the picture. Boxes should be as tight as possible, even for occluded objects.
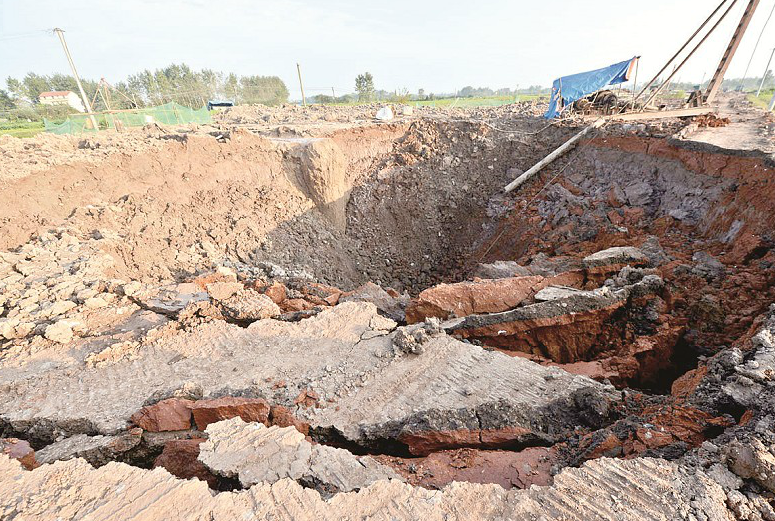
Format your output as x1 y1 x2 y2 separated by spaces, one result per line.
44 102 211 135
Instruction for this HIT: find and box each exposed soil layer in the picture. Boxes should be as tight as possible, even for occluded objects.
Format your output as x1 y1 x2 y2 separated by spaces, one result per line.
1 101 775 520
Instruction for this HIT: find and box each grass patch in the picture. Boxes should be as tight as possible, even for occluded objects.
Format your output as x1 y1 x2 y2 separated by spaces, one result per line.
409 95 547 108
747 90 773 110
0 121 46 138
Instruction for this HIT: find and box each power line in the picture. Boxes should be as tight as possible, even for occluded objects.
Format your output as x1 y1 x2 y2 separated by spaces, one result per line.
0 30 51 42
739 0 775 88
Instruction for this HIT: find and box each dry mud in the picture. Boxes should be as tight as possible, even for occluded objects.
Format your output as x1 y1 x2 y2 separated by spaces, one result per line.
1 99 774 520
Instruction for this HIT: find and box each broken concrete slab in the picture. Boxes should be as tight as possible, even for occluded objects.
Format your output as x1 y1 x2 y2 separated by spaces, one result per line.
0 303 618 454
35 431 142 467
473 261 532 279
199 417 401 494
340 282 409 323
582 246 647 269
533 285 587 302
134 283 209 315
0 453 732 519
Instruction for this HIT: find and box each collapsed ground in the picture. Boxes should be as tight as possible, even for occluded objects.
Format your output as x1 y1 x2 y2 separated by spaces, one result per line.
1 98 775 520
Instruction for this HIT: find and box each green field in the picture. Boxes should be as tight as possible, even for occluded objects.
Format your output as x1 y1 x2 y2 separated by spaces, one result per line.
408 94 547 108
747 90 774 110
0 120 46 138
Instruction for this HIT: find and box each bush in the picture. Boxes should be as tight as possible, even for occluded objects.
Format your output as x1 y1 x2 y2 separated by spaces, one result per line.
9 106 39 121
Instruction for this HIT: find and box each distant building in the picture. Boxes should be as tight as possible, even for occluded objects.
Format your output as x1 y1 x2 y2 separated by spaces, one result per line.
38 91 86 112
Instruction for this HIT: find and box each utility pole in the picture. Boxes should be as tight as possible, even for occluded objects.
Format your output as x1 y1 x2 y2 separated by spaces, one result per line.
756 48 775 96
331 87 335 99
705 0 761 103
296 63 306 107
769 90 775 110
53 28 98 130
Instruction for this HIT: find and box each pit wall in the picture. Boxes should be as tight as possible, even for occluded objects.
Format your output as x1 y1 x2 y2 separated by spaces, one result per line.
588 136 775 245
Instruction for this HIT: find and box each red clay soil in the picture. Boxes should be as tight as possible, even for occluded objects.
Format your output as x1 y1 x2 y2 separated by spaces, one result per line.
376 446 556 490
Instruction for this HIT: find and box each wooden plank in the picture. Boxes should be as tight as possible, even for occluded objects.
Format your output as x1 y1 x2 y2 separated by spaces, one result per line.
591 107 714 122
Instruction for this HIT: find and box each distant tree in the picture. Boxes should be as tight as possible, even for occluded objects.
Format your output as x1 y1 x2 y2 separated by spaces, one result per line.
6 77 25 103
355 72 375 102
224 73 239 101
0 89 15 110
239 75 289 105
418 88 425 100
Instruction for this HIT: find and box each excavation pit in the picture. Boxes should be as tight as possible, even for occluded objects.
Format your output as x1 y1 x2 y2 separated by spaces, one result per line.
0 105 774 504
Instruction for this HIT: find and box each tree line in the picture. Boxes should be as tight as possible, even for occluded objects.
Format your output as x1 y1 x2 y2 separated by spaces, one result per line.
1 63 290 120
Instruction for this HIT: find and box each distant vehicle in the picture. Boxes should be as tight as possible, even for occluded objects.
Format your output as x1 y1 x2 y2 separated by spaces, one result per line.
207 99 234 111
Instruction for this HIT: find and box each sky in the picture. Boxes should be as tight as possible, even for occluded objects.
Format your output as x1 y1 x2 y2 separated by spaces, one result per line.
1 0 775 100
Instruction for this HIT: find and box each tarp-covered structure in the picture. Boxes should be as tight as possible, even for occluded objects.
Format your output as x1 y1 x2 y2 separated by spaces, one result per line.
544 57 639 119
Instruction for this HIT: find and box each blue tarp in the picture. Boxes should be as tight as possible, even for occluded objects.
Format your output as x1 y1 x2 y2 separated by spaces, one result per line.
545 57 638 119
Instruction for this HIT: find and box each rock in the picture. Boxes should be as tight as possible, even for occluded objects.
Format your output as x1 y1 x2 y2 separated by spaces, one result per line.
121 281 142 297
198 418 402 495
691 251 725 280
393 319 443 355
130 398 194 432
191 397 270 431
205 281 244 302
48 300 77 316
269 405 310 435
724 438 775 493
582 247 647 269
84 296 110 309
153 439 218 488
36 432 142 467
473 261 532 279
1 438 36 470
44 320 73 344
340 282 409 323
405 276 546 324
727 233 768 265
217 290 280 322
261 281 287 304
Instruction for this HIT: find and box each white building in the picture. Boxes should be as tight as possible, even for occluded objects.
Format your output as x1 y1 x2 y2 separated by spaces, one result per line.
38 91 86 112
